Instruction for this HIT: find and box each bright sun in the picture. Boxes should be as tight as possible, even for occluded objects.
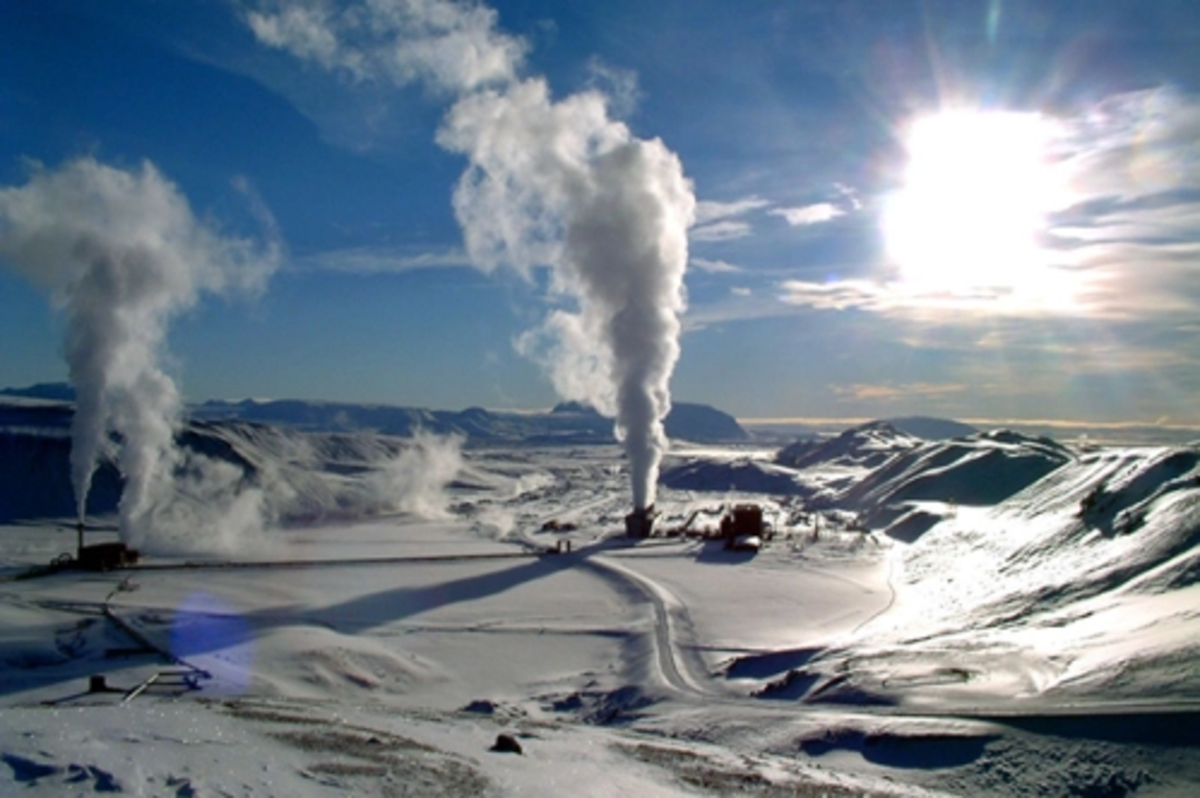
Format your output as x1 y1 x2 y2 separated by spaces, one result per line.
883 110 1066 301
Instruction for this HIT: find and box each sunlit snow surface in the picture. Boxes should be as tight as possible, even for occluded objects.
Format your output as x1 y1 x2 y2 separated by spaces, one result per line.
3 435 1200 794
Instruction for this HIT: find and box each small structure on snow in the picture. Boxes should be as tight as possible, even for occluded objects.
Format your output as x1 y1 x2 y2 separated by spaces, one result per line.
78 542 139 571
74 519 139 571
625 505 657 538
720 503 767 551
491 733 523 755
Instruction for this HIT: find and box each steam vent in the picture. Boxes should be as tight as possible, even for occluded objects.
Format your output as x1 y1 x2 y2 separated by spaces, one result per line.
625 505 656 538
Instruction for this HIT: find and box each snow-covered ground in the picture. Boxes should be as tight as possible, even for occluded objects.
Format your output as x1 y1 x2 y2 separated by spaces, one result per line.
4 434 1200 795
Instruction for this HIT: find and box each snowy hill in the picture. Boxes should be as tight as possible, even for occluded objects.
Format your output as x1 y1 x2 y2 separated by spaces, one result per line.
775 421 924 470
662 422 1073 524
659 456 808 495
766 441 1200 711
846 429 1073 509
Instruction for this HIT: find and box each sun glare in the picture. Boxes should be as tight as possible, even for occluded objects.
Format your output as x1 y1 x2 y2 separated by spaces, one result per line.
884 110 1069 305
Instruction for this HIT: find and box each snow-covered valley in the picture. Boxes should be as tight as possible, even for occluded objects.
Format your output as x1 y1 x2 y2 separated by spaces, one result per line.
3 403 1200 795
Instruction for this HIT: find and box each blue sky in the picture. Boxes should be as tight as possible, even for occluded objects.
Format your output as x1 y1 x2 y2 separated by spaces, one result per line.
3 0 1200 425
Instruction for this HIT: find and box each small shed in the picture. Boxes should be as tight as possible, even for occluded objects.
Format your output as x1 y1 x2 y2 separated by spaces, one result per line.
625 505 657 538
78 542 139 571
720 504 764 549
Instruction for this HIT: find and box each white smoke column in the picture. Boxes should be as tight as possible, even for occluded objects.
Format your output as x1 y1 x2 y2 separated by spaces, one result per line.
245 1 695 510
0 157 278 549
364 431 464 518
438 80 694 509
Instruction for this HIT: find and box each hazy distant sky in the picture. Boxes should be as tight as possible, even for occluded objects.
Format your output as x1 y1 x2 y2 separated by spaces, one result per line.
3 1 1200 424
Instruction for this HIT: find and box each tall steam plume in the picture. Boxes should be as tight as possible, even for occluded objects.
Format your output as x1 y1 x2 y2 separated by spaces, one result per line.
0 158 278 550
439 80 693 509
247 0 695 510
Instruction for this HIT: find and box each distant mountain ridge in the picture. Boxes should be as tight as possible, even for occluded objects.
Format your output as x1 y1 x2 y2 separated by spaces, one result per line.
192 397 747 443
0 383 748 444
0 383 77 402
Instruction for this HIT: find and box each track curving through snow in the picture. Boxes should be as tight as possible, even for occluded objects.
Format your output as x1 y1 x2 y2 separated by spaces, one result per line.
579 552 713 698
569 538 1200 724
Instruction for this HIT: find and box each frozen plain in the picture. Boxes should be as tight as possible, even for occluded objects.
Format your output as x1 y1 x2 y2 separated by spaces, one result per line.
3 435 1200 796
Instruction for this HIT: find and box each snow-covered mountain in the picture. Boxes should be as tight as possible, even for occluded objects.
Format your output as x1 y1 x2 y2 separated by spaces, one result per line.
192 397 747 443
2 384 747 443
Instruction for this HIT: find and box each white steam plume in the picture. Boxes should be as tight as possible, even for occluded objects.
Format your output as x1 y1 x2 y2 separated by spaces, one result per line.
363 431 463 518
0 157 279 551
439 80 693 509
246 0 695 510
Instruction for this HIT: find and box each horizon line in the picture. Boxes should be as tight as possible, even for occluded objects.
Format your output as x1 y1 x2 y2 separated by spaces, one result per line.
737 416 1200 432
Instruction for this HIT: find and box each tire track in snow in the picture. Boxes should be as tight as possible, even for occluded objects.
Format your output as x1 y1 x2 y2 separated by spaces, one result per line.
851 542 898 635
578 552 712 698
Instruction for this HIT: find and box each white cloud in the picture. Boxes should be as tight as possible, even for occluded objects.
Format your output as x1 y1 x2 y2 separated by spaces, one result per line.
1059 87 1200 203
584 57 641 119
693 195 770 225
779 278 894 312
690 257 742 274
295 245 472 273
776 276 1082 318
246 4 343 71
770 202 844 226
690 219 752 242
681 289 794 332
832 381 966 403
245 0 525 93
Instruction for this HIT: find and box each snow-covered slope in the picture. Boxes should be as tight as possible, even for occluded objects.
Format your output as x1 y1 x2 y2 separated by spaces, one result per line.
658 455 807 495
848 429 1072 509
664 422 1072 521
744 442 1200 711
776 421 925 470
